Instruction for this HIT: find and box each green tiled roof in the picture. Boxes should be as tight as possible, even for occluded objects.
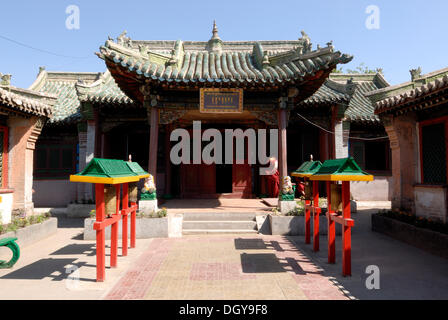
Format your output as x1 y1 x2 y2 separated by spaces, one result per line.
29 68 101 123
76 70 135 105
0 78 54 117
368 67 448 115
292 160 322 176
126 161 147 176
76 158 148 178
300 79 350 106
312 157 370 177
299 73 390 123
97 29 352 86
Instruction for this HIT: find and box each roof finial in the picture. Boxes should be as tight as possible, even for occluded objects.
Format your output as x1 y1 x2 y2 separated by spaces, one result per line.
211 20 220 40
128 154 132 162
310 154 313 161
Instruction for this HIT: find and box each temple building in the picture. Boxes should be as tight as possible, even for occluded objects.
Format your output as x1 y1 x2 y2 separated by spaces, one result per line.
29 25 393 207
0 73 54 223
371 67 448 223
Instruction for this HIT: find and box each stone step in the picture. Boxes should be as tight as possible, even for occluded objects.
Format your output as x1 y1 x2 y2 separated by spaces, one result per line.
183 220 257 230
183 229 259 235
182 212 258 221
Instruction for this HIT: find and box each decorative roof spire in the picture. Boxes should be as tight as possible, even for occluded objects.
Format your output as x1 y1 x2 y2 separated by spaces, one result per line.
207 20 223 53
211 20 221 40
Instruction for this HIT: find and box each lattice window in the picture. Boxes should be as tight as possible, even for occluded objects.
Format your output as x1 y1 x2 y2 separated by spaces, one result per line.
351 141 365 169
34 143 77 179
421 123 446 184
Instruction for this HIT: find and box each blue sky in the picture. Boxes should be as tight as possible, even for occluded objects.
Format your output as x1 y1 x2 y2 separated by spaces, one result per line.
1 0 447 88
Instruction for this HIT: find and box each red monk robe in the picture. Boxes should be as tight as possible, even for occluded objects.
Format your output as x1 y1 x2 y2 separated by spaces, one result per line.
264 157 279 198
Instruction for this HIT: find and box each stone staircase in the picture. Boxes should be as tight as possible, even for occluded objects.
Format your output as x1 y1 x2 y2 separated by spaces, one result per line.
182 212 259 235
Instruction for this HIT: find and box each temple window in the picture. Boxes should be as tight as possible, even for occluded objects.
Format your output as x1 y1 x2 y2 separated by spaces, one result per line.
419 118 447 184
350 139 391 173
34 142 77 179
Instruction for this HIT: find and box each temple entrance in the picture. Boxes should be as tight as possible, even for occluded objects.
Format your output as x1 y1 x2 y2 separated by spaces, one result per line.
179 124 253 199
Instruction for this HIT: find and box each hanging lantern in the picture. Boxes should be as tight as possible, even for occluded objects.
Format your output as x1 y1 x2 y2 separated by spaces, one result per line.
304 182 312 200
129 182 138 202
104 185 116 217
330 184 342 212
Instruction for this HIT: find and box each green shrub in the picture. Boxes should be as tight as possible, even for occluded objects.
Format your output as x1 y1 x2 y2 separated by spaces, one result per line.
157 207 167 218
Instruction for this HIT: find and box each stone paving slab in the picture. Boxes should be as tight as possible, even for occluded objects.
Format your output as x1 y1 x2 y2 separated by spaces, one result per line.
104 234 349 300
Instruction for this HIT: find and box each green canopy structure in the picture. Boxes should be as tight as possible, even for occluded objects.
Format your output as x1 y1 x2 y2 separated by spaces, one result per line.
291 160 323 178
70 158 149 184
309 157 373 181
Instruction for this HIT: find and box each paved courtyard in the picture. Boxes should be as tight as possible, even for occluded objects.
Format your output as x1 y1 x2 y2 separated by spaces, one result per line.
104 235 349 300
1 205 447 300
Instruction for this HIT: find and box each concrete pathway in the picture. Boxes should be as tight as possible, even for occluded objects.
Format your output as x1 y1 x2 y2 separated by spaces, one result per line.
1 205 447 300
289 209 448 300
0 216 153 300
104 234 349 300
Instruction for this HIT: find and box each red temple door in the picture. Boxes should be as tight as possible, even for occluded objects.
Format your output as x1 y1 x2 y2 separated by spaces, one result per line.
181 163 216 198
231 136 252 198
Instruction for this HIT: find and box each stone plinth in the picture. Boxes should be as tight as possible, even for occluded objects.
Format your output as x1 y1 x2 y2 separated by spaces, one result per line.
138 199 158 214
278 200 297 214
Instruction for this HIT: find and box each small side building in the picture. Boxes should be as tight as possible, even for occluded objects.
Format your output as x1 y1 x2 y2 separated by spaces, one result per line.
0 73 54 222
297 72 392 201
369 67 448 223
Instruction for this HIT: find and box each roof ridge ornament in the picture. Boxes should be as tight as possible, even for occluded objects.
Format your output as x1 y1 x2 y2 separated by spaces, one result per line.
207 21 223 53
262 52 270 67
346 77 359 96
298 30 312 53
117 30 132 48
211 20 221 41
0 73 11 86
410 67 422 81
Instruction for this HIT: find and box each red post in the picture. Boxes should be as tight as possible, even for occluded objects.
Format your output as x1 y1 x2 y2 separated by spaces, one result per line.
130 202 137 248
313 180 319 252
95 184 105 282
327 181 336 264
342 181 351 276
122 183 129 256
305 200 311 244
110 185 120 268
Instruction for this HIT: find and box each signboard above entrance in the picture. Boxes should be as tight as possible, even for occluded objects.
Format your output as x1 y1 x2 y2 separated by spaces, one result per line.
200 88 243 113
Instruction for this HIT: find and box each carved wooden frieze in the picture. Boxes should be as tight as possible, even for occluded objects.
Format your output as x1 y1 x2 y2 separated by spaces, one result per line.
159 109 188 125
250 110 278 126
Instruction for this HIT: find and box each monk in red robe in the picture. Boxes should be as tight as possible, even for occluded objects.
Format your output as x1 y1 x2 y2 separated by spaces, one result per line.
265 157 279 198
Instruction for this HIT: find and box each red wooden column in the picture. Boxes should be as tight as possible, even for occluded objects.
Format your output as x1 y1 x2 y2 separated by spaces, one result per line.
326 181 336 264
95 184 105 282
312 180 320 252
342 181 351 276
305 188 311 244
278 108 288 180
130 201 137 248
110 185 120 268
122 183 129 256
148 106 159 181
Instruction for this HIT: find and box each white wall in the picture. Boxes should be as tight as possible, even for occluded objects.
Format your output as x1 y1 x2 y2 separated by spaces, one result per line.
350 176 392 201
33 180 77 208
0 192 13 224
414 186 447 223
